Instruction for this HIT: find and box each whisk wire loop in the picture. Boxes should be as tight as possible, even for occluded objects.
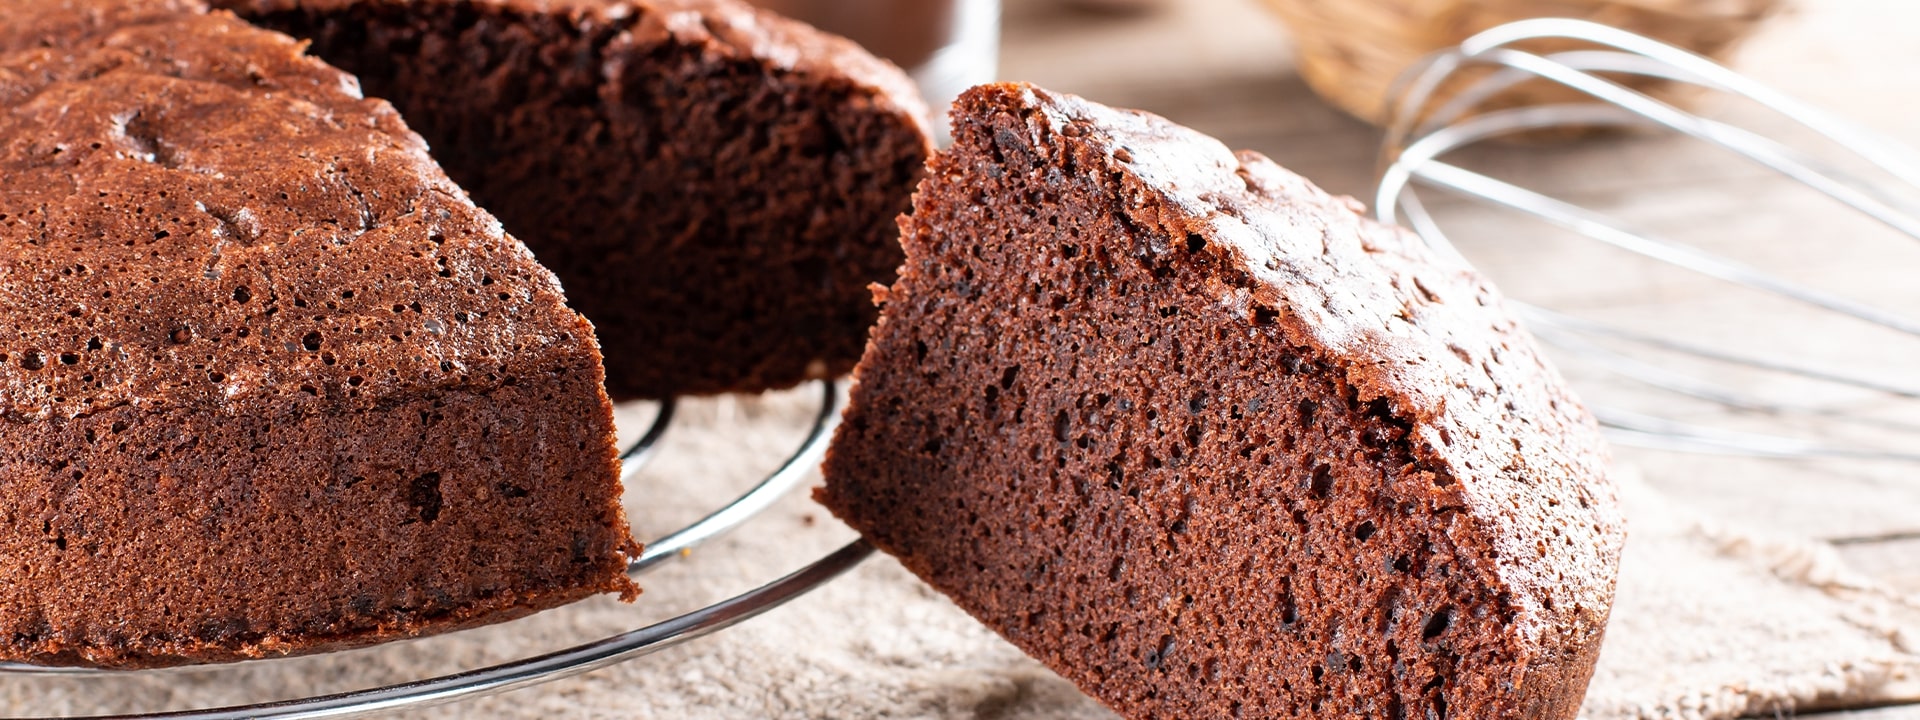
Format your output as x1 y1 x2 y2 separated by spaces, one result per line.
1376 18 1920 461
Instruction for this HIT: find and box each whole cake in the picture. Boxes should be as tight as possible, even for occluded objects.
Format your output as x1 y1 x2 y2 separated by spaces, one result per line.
216 0 935 399
0 0 637 668
819 84 1626 719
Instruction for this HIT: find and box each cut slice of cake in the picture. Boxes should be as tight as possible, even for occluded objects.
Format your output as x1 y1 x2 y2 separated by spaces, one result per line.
217 0 936 399
818 83 1625 719
0 0 637 668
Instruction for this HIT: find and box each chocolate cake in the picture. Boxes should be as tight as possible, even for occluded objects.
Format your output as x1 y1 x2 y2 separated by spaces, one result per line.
819 84 1625 719
0 0 638 668
216 0 935 399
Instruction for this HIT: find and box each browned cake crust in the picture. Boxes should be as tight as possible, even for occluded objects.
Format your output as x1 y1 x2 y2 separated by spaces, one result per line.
215 0 934 399
0 0 638 668
819 83 1625 719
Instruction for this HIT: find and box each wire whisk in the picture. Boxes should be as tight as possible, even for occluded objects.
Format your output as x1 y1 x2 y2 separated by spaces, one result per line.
1376 18 1920 464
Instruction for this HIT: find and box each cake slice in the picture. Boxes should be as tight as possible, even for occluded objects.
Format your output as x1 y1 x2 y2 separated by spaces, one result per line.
818 83 1625 719
217 0 935 399
0 0 636 668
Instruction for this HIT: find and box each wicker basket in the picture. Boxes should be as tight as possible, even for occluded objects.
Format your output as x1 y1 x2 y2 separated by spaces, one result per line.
1261 0 1783 127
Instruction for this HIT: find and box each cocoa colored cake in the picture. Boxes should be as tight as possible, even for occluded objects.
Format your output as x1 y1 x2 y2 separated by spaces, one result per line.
0 0 638 668
819 84 1625 719
216 0 935 399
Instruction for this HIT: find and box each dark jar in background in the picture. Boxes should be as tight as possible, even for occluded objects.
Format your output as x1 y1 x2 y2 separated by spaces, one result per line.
746 0 1000 142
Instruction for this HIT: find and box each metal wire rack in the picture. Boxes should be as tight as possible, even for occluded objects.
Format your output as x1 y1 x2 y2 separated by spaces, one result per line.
3 379 873 720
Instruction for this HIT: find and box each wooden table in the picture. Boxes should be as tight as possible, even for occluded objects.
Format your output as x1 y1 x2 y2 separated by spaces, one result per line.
999 0 1920 716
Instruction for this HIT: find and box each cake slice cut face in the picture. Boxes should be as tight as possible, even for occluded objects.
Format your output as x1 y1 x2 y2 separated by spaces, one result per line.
219 0 936 399
0 0 636 668
819 83 1625 719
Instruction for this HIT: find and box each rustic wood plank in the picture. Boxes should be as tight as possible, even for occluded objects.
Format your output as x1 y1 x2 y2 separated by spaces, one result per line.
1803 706 1920 720
1835 537 1920 597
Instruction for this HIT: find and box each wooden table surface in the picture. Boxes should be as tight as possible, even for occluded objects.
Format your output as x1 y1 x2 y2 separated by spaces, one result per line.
997 0 1920 717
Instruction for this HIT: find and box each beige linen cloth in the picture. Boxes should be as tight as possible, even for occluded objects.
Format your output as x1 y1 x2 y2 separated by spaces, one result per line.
8 389 1920 719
